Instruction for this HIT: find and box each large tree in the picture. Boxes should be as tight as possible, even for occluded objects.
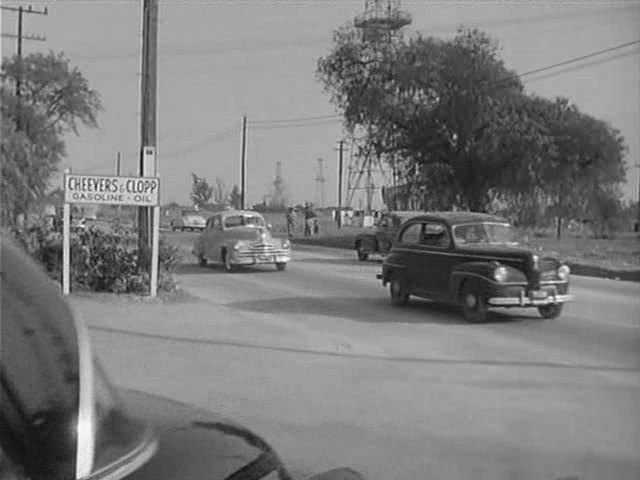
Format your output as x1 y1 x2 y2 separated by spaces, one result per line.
1 51 103 225
317 25 627 224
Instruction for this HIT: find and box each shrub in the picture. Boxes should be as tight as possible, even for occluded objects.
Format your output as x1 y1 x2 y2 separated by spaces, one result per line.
11 219 178 295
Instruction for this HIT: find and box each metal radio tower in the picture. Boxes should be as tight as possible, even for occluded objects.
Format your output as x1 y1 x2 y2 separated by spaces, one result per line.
354 0 412 44
314 158 326 208
348 0 411 213
270 161 286 208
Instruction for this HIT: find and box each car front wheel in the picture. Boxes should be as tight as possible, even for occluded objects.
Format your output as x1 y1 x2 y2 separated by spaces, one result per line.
223 251 235 273
198 255 207 267
538 303 563 319
389 275 409 307
276 262 286 271
461 284 488 323
356 246 369 261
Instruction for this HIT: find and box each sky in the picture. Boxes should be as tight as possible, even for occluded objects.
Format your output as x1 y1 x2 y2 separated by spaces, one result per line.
2 0 639 209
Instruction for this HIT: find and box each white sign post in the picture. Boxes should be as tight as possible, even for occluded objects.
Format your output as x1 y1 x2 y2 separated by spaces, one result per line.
62 170 161 297
144 145 159 298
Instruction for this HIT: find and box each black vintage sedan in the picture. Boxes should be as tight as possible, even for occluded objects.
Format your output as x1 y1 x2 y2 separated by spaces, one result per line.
377 212 574 322
0 237 362 480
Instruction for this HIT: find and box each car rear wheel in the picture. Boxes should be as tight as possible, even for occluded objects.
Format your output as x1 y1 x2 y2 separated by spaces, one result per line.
389 275 409 307
198 255 207 267
276 262 286 271
461 284 488 323
538 303 563 319
356 246 369 261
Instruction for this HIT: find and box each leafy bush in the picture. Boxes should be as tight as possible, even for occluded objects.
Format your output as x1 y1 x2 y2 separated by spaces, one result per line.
11 219 179 295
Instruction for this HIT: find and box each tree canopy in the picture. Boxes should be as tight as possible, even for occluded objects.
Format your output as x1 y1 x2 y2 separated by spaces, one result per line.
190 173 213 208
317 25 628 233
1 51 103 225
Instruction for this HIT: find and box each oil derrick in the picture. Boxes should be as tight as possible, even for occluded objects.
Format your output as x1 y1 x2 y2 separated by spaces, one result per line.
347 0 412 213
270 161 286 208
314 158 326 208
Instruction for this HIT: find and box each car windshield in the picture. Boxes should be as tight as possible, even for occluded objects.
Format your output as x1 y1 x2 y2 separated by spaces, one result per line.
452 222 519 245
224 215 265 228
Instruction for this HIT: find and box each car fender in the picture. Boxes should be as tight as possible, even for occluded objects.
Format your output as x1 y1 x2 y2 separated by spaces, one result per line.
450 261 498 299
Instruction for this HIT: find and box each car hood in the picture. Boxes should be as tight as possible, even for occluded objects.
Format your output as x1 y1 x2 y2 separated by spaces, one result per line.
455 244 561 273
122 389 290 480
230 228 281 243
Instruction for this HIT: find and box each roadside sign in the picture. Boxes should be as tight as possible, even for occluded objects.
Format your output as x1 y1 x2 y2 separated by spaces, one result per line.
62 168 161 297
64 173 160 207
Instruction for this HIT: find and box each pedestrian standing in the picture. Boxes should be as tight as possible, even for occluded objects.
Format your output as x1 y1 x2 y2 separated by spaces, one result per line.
286 207 295 238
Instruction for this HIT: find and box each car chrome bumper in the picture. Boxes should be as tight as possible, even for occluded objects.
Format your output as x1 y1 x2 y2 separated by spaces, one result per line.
233 253 290 265
488 293 575 307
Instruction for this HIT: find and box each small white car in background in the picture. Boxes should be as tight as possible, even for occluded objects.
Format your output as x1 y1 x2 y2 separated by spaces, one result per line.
192 209 291 272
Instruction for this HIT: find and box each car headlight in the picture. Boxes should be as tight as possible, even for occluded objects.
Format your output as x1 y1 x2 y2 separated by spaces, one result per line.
282 239 290 249
493 266 508 283
558 264 570 281
232 243 241 251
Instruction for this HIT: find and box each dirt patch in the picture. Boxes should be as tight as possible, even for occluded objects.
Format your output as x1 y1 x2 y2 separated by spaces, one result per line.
70 286 201 305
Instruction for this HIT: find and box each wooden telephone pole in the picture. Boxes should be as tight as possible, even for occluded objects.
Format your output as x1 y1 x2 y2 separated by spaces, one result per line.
1 4 48 130
240 115 248 210
336 140 345 228
137 0 159 267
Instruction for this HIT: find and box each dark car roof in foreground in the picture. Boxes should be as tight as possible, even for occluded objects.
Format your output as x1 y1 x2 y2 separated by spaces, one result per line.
405 211 509 226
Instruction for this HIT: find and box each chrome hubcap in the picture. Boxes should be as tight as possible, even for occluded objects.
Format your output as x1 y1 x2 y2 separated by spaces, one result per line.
465 293 477 309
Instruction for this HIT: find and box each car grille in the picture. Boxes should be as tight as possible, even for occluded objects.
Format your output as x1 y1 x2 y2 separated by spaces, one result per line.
540 270 558 281
235 242 289 257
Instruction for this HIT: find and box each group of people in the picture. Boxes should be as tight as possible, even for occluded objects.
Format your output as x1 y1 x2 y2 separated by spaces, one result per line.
286 204 319 238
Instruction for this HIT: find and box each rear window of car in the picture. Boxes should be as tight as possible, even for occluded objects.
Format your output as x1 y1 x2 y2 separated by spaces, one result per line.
400 223 422 243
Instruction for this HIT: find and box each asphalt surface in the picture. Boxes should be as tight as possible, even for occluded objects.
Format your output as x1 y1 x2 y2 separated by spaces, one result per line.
75 235 640 480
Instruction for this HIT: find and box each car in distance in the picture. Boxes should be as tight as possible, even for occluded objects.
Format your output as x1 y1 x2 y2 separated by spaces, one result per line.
192 209 291 272
0 236 363 480
170 214 206 232
377 212 574 322
354 211 423 261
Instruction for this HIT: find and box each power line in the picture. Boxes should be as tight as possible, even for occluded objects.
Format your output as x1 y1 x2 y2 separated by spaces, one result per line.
491 39 640 87
250 114 341 125
251 118 341 131
162 126 237 157
525 48 639 84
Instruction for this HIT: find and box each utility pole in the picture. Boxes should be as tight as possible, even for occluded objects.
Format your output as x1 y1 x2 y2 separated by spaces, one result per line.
240 115 248 209
336 140 345 228
636 162 640 233
115 151 122 218
115 151 122 175
314 158 326 208
137 0 159 268
1 4 48 129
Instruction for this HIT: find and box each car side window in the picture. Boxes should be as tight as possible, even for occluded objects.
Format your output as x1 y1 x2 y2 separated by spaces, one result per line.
421 222 450 248
399 223 423 244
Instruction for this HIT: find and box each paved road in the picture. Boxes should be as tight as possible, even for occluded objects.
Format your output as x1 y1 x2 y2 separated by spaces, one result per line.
77 239 640 480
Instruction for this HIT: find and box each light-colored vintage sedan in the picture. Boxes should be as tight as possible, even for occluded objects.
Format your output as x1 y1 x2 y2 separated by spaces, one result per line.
192 209 291 272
